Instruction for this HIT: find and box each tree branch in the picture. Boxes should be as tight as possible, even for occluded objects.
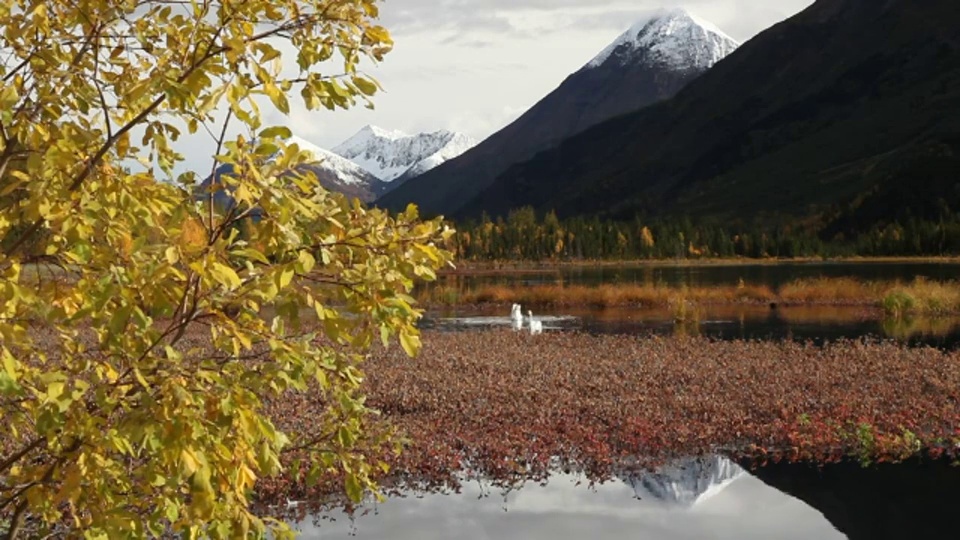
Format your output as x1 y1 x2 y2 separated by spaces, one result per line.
0 437 44 476
3 498 28 540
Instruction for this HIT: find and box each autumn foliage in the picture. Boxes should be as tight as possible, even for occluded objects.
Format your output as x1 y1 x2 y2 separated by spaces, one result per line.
0 1 453 538
255 329 960 518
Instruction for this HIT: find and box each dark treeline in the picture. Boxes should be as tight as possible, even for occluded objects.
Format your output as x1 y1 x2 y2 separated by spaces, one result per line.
451 207 960 261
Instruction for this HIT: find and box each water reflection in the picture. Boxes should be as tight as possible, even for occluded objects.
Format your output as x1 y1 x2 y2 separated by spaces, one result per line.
293 456 845 539
438 261 960 289
743 454 960 540
622 455 743 507
423 305 960 348
295 454 960 539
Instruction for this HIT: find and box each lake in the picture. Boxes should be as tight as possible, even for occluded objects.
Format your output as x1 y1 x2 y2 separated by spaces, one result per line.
298 262 960 538
293 454 960 540
424 261 960 347
423 304 960 347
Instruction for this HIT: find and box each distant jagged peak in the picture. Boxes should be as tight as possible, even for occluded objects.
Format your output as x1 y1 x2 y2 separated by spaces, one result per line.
356 124 409 141
281 134 376 187
332 125 478 183
586 6 740 71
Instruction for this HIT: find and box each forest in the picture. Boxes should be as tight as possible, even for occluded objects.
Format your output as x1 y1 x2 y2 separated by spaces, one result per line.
451 207 960 261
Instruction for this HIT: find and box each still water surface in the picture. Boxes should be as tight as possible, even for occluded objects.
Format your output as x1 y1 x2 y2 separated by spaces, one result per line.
294 454 960 540
426 262 960 347
423 304 960 347
439 261 960 288
295 456 842 540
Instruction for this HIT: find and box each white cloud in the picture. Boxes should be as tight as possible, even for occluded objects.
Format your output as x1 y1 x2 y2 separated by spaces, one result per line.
175 1 815 175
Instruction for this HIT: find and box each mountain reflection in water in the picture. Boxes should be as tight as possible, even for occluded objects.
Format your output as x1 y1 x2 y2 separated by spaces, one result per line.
292 456 844 539
294 454 960 539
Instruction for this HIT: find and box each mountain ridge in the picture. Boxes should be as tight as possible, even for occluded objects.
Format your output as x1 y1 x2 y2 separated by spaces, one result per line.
332 125 476 187
458 0 960 233
377 8 739 217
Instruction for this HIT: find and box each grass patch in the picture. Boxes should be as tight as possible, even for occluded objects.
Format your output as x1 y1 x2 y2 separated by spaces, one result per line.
778 277 880 304
882 278 960 316
420 283 777 308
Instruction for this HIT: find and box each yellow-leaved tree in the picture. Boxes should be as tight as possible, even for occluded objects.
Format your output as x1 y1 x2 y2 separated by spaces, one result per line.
0 0 453 538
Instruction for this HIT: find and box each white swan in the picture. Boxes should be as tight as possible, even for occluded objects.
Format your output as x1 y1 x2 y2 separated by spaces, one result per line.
511 303 524 330
527 310 543 335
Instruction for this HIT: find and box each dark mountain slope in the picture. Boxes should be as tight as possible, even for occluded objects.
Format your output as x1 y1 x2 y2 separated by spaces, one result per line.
461 0 960 233
378 9 738 217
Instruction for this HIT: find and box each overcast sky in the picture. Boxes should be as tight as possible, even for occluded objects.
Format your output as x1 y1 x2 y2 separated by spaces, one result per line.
178 1 815 174
285 1 814 146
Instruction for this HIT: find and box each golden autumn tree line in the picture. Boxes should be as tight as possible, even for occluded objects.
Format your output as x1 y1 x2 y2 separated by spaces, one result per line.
453 207 960 261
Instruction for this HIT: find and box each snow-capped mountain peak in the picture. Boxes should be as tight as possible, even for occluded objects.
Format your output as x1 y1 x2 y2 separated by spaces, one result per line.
332 125 477 183
284 135 374 186
586 7 739 71
356 124 409 141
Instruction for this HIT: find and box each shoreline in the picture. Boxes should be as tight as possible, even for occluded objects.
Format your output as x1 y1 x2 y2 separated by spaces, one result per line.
416 277 960 315
443 256 960 275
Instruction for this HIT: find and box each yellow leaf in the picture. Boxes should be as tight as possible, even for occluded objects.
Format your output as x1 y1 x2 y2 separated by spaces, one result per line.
1 348 17 382
399 331 420 357
165 246 179 264
278 267 294 289
180 449 200 475
211 262 242 290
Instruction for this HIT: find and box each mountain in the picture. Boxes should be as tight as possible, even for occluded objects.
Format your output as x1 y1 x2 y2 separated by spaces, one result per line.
460 0 960 234
377 8 739 217
332 125 476 188
198 135 388 205
284 135 389 202
623 455 744 507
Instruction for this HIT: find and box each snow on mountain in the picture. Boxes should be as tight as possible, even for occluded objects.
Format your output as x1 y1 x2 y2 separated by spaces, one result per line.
285 135 377 187
198 134 387 204
332 125 477 183
622 455 745 507
586 7 739 72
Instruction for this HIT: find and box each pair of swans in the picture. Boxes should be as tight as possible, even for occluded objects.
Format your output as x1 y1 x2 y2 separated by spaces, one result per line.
511 303 543 335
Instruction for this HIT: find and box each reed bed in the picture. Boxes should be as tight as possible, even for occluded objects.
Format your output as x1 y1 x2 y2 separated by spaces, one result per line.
777 277 882 304
258 330 960 514
419 277 960 316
